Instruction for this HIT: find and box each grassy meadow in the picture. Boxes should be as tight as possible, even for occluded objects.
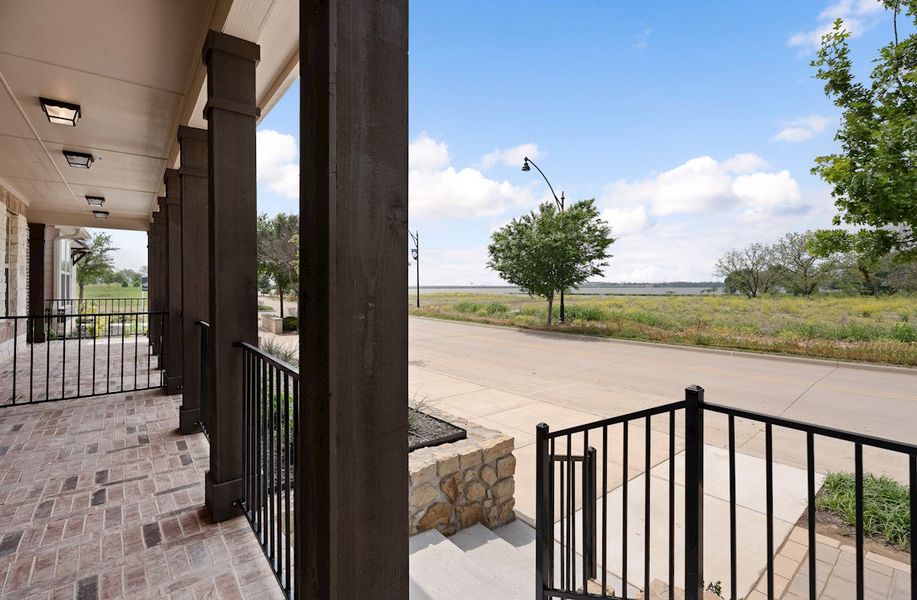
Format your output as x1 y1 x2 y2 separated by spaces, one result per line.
409 292 917 367
82 283 145 299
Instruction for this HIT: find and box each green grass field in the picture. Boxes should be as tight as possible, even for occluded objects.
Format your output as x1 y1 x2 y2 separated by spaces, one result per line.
81 283 144 299
409 292 917 366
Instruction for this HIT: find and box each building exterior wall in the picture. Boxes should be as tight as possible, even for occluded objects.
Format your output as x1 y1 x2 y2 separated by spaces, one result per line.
0 183 29 356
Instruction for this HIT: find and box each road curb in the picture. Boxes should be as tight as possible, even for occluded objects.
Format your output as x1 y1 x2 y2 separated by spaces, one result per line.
409 315 917 376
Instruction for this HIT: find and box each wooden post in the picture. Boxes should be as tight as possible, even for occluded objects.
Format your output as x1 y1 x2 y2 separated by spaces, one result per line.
202 30 259 522
149 212 163 356
298 1 409 597
178 126 208 433
27 223 45 343
162 170 183 395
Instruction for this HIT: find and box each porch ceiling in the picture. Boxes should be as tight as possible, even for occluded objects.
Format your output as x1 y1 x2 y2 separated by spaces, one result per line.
0 0 299 232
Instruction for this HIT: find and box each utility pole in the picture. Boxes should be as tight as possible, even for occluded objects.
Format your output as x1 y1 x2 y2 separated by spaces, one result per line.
409 230 419 308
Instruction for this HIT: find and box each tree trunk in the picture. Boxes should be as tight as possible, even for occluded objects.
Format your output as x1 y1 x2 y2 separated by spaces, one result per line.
79 282 84 300
279 287 285 318
546 294 553 327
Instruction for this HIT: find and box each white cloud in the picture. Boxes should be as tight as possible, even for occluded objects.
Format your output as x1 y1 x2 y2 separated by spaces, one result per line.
600 205 654 237
478 143 541 171
773 115 832 142
257 129 299 199
410 134 535 219
631 27 653 50
788 0 885 50
601 153 797 218
409 132 451 171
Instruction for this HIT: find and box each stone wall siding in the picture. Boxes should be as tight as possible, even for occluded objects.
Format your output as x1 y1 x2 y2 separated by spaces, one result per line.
1 183 28 317
409 411 516 536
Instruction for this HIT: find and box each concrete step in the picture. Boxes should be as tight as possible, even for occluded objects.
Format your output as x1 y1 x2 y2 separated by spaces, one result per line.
409 528 522 600
448 523 533 597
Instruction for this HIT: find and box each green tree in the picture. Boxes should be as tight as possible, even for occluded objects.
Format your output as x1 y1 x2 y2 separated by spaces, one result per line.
713 243 780 298
773 231 833 296
487 200 614 326
76 233 117 299
257 213 299 317
810 2 917 260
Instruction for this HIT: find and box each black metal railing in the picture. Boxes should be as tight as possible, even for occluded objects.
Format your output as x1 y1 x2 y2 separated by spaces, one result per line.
0 311 164 406
46 296 148 315
196 321 211 436
535 385 917 600
237 341 298 599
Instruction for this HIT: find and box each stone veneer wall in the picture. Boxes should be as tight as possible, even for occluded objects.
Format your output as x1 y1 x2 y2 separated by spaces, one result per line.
409 411 516 536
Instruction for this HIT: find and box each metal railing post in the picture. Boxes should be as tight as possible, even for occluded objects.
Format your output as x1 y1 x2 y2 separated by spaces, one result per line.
684 385 705 600
536 422 552 599
583 445 597 582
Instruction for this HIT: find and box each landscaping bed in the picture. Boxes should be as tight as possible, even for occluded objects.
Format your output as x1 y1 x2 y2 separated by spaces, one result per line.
409 408 466 451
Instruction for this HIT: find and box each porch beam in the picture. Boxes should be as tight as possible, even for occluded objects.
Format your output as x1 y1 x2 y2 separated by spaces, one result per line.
162 170 183 395
202 30 259 522
178 126 208 433
298 1 409 597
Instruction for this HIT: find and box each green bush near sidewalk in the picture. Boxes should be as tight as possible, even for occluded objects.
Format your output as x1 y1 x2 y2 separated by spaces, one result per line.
816 472 911 551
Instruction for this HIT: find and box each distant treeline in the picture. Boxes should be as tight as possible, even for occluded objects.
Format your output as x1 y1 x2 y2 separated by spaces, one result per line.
577 281 722 288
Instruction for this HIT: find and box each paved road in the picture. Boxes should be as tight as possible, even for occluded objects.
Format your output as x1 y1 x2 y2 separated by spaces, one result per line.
409 316 917 519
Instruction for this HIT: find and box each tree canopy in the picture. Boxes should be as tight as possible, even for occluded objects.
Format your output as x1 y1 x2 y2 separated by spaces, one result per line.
75 233 116 298
810 1 917 260
257 213 299 317
487 199 614 326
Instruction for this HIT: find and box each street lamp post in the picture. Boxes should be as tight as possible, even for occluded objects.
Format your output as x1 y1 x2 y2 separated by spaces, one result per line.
522 156 566 324
409 230 420 308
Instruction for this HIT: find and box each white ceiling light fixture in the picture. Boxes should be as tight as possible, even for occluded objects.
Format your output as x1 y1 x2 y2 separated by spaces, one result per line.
39 97 81 126
92 210 109 219
86 196 105 207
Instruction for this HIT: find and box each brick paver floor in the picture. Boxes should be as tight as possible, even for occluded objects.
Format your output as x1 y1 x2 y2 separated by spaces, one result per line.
747 525 911 599
0 388 283 599
0 337 162 407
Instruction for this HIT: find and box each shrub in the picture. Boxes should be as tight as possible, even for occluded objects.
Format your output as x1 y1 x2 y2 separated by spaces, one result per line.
257 304 273 312
891 322 917 343
485 302 510 315
282 316 298 332
454 301 482 313
565 304 609 322
817 472 911 550
258 337 298 366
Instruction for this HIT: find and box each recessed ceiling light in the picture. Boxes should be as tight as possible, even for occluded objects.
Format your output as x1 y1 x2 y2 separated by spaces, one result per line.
63 150 94 169
39 97 81 126
86 196 105 207
92 210 109 219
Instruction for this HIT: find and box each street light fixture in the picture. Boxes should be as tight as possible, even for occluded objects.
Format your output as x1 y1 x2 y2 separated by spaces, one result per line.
409 230 420 308
522 156 567 323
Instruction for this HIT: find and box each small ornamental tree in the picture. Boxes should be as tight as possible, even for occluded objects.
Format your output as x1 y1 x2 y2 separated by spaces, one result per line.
487 199 614 327
257 213 299 317
75 233 117 299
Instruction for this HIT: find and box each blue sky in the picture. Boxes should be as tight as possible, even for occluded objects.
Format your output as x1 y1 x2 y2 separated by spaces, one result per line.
108 1 908 283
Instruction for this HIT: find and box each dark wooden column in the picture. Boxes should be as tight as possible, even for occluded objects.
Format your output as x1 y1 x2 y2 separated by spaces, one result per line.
149 210 164 357
162 170 183 395
178 126 208 433
298 1 408 597
27 222 45 343
202 30 259 522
